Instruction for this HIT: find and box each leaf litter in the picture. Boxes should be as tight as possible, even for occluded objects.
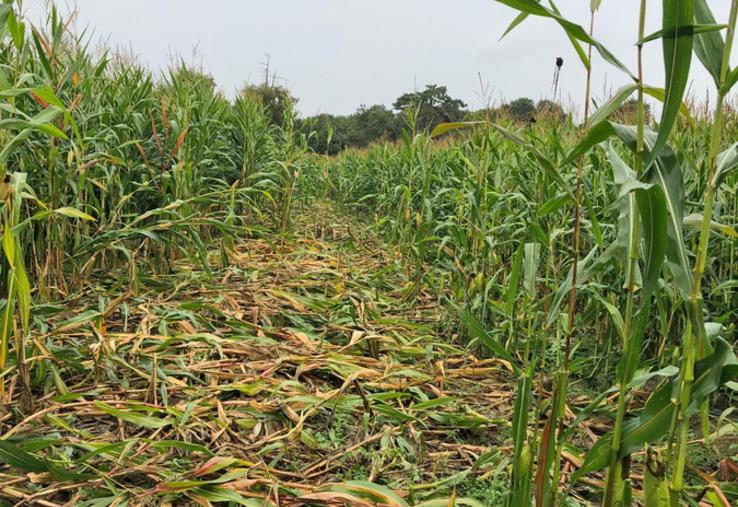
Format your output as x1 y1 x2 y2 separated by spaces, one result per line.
0 215 518 506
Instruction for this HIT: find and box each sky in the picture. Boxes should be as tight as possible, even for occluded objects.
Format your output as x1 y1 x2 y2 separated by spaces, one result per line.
23 1 737 117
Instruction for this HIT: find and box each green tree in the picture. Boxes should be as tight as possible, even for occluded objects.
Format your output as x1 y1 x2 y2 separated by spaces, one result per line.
301 104 402 155
241 83 297 127
535 99 567 123
393 84 467 132
349 104 401 146
501 97 536 124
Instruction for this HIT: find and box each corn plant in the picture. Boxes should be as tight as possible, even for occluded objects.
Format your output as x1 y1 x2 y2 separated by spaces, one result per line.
0 0 735 504
312 1 738 505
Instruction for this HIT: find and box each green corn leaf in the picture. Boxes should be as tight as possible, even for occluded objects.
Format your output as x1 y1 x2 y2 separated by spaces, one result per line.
587 84 637 127
611 125 693 298
14 246 30 330
582 188 604 248
501 11 530 40
0 114 67 138
523 242 541 297
648 0 694 167
721 66 738 94
329 481 411 507
574 337 738 481
511 375 532 458
452 302 518 373
30 27 53 79
608 145 645 282
642 136 693 298
636 185 668 302
643 86 694 127
0 440 47 473
563 366 680 442
0 439 90 483
614 183 668 386
596 296 626 341
493 0 634 78
55 310 103 333
94 401 172 429
430 121 486 138
588 84 695 133
639 23 726 45
76 441 133 464
561 121 623 166
6 7 24 51
712 142 738 187
693 0 726 86
505 243 524 313
411 397 454 411
546 244 609 329
30 85 67 109
683 213 738 238
510 374 533 505
149 440 214 456
537 192 570 218
2 220 14 268
188 487 253 506
565 109 691 174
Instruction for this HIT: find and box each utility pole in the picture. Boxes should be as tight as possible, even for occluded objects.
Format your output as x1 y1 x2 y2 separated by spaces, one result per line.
261 53 271 88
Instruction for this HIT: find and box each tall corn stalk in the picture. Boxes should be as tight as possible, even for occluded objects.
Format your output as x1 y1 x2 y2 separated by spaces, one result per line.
604 1 648 504
671 0 738 500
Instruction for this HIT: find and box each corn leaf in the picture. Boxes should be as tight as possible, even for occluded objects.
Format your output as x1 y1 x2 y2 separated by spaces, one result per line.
574 337 738 480
94 401 172 429
648 0 694 167
693 0 726 85
493 0 634 78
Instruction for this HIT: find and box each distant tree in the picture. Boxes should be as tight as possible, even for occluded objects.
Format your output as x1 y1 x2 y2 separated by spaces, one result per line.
535 99 567 122
168 65 218 91
501 97 536 124
241 84 297 127
301 104 403 154
612 98 653 124
393 84 467 132
350 104 401 146
466 108 499 122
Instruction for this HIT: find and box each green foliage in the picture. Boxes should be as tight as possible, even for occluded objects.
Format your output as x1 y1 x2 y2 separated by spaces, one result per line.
0 1 737 506
501 97 536 124
535 99 567 122
301 84 468 154
301 104 402 155
302 1 738 502
393 84 468 132
241 83 297 127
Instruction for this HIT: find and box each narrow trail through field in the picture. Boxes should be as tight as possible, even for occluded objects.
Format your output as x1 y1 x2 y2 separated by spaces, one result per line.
2 212 522 505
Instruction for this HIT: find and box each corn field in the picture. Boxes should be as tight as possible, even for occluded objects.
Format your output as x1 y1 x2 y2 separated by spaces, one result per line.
0 0 735 506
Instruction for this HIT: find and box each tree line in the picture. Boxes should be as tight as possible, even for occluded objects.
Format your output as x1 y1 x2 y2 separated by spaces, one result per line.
242 82 650 155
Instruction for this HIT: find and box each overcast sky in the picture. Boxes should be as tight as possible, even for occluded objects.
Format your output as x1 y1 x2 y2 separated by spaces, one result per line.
23 1 737 116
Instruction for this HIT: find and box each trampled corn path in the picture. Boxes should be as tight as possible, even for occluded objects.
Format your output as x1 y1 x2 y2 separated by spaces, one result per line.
0 212 525 505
